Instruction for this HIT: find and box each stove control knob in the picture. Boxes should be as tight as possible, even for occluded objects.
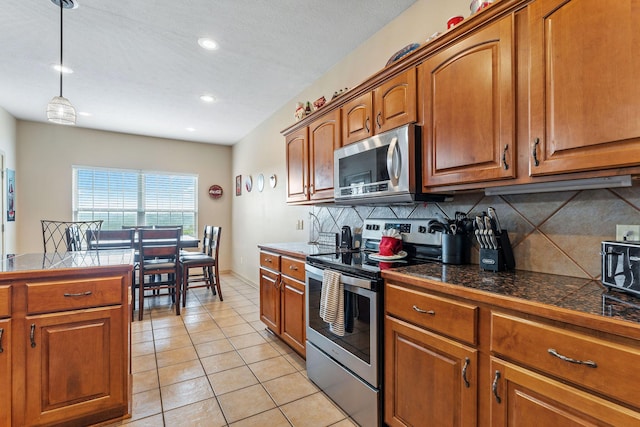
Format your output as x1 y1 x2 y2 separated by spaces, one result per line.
418 226 427 233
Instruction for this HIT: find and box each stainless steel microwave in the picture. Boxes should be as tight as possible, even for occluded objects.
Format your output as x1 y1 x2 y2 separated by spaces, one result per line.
334 124 450 205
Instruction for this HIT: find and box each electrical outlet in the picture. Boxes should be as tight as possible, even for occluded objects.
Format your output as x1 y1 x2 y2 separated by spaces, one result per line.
616 224 640 241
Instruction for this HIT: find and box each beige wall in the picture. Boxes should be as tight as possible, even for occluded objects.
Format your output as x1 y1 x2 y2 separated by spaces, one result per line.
231 0 471 284
16 121 233 271
0 107 17 255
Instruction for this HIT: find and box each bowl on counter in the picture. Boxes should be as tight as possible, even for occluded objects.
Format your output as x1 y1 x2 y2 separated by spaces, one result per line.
470 0 493 14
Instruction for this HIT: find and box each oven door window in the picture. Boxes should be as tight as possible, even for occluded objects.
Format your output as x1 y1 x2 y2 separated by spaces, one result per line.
307 275 373 364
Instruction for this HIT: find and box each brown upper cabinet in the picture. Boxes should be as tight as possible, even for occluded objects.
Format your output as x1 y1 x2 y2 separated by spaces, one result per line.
342 68 417 146
421 14 516 188
528 0 640 176
286 109 341 203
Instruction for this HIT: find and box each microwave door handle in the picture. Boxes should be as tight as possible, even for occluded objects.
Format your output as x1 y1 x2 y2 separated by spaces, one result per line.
386 137 401 186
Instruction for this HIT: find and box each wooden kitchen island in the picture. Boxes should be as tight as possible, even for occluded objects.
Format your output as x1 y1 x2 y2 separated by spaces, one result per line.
0 250 134 427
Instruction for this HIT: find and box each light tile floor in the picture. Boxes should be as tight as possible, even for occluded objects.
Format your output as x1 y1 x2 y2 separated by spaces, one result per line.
107 273 357 427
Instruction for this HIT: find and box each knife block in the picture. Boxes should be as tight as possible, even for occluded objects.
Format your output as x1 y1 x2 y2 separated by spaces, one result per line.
479 230 515 272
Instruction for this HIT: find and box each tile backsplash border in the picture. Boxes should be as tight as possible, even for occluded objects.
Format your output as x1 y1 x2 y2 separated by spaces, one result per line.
309 183 640 279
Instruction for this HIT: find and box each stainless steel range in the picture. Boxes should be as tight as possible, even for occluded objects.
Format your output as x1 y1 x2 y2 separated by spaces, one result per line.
305 218 444 427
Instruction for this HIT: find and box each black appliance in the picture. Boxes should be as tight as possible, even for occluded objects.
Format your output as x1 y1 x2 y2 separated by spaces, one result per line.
601 240 640 296
305 218 443 427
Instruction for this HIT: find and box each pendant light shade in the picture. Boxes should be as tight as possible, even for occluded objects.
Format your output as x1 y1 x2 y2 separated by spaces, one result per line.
47 0 76 125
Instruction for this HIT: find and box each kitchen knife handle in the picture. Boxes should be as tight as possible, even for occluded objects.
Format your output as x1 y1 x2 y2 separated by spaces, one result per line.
502 144 509 170
548 348 597 368
532 138 540 166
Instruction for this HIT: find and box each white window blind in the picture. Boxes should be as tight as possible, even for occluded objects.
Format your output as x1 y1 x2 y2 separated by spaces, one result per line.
73 166 198 236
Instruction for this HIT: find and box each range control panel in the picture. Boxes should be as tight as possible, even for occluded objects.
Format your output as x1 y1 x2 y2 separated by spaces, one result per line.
362 218 442 246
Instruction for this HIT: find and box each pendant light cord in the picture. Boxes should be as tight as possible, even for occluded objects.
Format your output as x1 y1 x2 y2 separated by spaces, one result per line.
59 0 63 97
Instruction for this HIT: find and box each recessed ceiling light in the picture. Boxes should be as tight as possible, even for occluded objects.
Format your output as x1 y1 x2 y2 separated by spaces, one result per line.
198 37 218 50
52 64 73 74
78 111 91 117
199 94 216 103
186 127 196 132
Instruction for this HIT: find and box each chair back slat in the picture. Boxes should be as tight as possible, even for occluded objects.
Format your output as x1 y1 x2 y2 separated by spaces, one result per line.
94 229 135 250
138 228 181 261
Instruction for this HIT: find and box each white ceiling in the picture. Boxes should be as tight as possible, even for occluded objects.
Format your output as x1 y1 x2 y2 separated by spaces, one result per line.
0 0 416 145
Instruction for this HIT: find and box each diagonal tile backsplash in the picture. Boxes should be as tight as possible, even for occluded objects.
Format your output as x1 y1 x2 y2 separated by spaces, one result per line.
310 182 640 279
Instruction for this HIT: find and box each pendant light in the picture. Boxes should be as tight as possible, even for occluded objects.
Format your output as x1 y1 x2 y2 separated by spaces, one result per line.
46 0 76 125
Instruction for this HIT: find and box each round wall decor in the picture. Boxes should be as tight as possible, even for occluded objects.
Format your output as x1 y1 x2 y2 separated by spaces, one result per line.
269 174 277 188
208 184 223 199
257 174 265 192
245 175 253 192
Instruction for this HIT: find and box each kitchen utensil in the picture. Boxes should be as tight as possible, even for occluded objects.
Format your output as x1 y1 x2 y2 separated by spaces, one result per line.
484 216 497 249
475 216 487 247
340 226 353 250
488 207 502 233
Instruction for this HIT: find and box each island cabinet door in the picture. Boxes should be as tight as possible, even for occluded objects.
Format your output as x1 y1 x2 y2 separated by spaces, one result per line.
23 306 127 427
0 318 10 427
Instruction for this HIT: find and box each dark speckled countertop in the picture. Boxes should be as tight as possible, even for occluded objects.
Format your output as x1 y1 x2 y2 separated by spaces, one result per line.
383 263 640 326
258 242 330 260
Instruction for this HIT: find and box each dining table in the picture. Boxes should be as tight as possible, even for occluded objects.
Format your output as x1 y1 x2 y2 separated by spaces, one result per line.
89 234 200 250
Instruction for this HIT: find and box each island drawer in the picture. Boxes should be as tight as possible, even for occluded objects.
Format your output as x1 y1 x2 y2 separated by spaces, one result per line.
0 286 10 317
281 256 305 282
26 276 123 314
386 282 478 345
491 312 640 408
260 251 281 271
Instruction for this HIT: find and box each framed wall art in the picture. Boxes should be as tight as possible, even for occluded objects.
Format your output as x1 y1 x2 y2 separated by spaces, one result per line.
6 168 15 221
235 175 242 196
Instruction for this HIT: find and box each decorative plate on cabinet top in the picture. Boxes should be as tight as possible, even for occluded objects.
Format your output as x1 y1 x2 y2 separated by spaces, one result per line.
385 43 420 66
256 174 265 192
245 175 253 192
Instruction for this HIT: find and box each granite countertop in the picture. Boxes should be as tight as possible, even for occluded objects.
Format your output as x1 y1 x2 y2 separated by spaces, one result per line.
258 242 331 259
0 250 135 274
383 263 640 326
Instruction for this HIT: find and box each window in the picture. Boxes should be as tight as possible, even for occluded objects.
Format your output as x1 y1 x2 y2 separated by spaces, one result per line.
73 166 198 236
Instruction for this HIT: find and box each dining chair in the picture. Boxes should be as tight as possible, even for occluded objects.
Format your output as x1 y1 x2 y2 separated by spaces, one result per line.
180 226 222 306
41 220 103 253
135 227 182 321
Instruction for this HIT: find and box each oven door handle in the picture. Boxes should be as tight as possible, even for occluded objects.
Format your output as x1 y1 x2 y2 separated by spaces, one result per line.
305 263 375 291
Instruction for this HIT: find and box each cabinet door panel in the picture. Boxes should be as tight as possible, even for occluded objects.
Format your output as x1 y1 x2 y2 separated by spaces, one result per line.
286 128 309 203
375 68 417 134
25 307 126 426
0 318 10 427
490 358 640 426
342 93 374 145
423 16 515 187
309 109 340 201
385 316 477 427
529 0 640 175
280 276 305 357
260 268 280 333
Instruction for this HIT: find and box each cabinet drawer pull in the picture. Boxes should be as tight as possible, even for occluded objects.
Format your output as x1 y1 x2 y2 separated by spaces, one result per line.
289 265 298 271
30 324 36 348
492 370 502 404
0 328 3 353
412 305 435 315
502 144 509 170
462 357 471 388
548 348 597 368
64 291 92 297
532 138 540 166
265 257 272 263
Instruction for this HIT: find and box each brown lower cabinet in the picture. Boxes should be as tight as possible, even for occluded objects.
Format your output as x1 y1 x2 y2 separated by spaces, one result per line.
259 250 306 357
4 265 132 427
384 276 640 427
